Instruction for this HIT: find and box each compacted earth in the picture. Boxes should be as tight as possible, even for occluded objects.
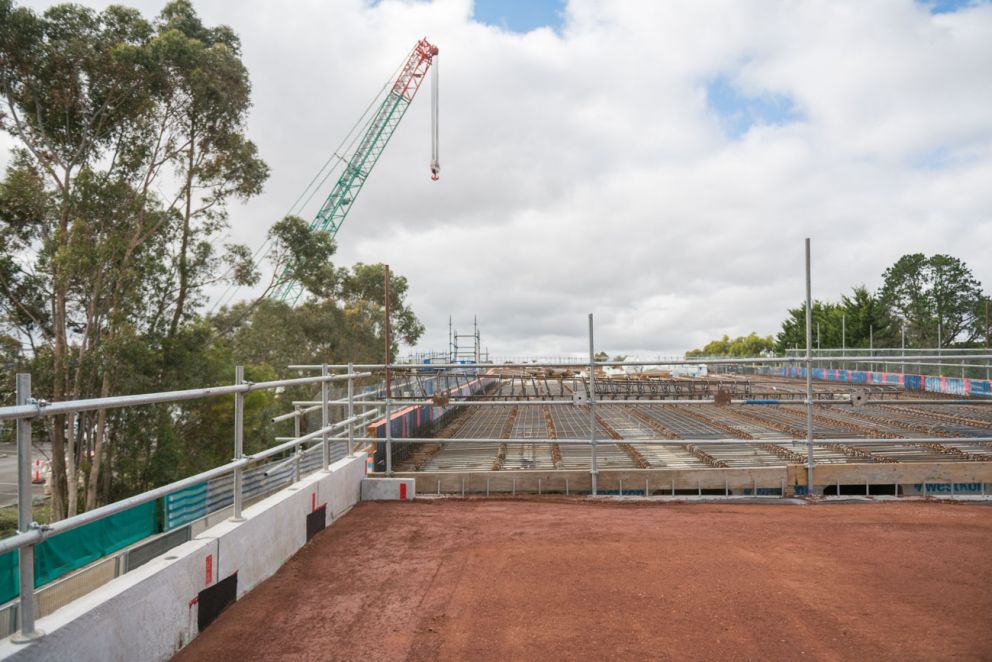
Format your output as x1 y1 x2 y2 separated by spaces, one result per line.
173 499 992 661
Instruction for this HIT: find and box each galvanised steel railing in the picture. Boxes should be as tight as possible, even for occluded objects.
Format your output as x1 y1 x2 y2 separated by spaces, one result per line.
2 350 991 642
0 364 374 643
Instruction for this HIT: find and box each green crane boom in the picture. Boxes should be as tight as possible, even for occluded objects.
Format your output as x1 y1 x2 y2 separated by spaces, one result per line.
273 38 439 304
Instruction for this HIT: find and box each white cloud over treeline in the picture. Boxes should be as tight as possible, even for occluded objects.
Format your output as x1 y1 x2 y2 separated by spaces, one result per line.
6 0 992 357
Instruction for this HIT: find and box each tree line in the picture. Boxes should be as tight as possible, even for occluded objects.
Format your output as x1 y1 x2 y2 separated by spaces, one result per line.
0 1 422 521
688 254 989 357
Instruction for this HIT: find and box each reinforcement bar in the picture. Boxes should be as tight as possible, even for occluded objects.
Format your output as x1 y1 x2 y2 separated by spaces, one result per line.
363 436 992 446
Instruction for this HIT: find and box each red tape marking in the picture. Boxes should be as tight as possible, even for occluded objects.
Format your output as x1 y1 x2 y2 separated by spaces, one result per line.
311 492 316 512
205 554 213 586
399 483 407 500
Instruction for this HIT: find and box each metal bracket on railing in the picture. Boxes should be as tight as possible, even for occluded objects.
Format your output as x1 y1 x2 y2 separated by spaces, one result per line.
17 522 48 537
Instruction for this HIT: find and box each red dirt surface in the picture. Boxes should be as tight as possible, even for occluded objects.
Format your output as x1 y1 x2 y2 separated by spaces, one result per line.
173 499 992 661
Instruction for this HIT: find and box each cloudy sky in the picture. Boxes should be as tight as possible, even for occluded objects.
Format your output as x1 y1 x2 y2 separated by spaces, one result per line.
5 0 992 359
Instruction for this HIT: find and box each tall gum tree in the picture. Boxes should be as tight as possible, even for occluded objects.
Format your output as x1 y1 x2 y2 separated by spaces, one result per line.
0 1 267 517
880 254 985 348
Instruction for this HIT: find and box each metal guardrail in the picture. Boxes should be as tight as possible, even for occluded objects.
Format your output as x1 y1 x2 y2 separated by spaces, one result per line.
0 435 374 639
0 365 374 643
1 335 990 642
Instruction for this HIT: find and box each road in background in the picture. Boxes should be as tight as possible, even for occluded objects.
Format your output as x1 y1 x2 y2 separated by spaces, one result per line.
0 443 50 508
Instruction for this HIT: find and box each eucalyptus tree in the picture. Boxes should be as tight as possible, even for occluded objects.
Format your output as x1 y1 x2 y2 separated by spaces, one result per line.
0 1 266 517
880 254 985 348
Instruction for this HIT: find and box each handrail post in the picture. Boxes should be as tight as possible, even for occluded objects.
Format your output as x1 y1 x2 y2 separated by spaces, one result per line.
385 392 393 477
804 239 815 496
384 264 392 477
12 374 43 643
588 313 598 496
293 405 302 483
347 363 355 457
231 366 245 522
321 364 330 471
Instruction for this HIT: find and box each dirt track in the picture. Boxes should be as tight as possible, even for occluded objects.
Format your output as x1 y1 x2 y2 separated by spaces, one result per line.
173 499 992 661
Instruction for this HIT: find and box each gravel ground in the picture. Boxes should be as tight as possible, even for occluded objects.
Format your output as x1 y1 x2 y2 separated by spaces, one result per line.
173 498 992 661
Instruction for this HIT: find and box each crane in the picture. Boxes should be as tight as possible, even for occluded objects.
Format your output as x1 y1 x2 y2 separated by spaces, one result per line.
272 38 440 304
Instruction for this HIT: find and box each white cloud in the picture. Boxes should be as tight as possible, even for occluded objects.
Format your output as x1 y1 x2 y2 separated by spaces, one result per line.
6 0 992 358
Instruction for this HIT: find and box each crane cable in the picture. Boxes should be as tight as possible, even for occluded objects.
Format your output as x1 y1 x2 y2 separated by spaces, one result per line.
208 56 409 314
430 53 440 181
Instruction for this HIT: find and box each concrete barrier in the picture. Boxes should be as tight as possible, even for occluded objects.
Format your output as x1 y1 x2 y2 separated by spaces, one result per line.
0 452 367 662
395 467 789 496
361 477 416 501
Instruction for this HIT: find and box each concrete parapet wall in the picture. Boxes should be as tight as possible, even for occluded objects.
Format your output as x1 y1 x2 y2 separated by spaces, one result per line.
0 452 367 662
361 477 415 501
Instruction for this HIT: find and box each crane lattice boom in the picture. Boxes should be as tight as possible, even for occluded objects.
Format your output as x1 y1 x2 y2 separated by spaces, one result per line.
273 38 439 304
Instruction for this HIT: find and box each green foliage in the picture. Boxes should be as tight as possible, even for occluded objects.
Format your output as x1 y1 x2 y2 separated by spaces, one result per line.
687 333 774 357
769 254 985 353
0 1 424 518
880 253 985 347
774 287 896 352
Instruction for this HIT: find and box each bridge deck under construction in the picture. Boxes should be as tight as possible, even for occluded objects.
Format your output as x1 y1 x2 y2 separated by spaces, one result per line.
395 374 992 473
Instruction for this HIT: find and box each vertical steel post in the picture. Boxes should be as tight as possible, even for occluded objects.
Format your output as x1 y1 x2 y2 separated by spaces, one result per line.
869 325 874 374
804 239 815 496
384 265 392 476
232 366 245 521
588 313 598 496
985 299 989 380
12 374 42 642
347 363 355 456
937 321 942 374
901 325 906 375
842 313 846 372
385 394 393 476
321 364 330 471
293 405 302 483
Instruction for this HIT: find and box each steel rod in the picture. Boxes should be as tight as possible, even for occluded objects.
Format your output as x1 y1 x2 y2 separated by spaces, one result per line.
588 313 598 496
0 372 372 422
321 365 330 471
293 407 302 482
362 435 992 445
232 366 245 521
12 374 41 642
805 238 815 493
348 363 355 456
273 409 379 440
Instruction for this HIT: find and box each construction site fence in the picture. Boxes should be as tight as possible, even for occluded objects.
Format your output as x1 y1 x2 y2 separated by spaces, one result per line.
769 366 992 398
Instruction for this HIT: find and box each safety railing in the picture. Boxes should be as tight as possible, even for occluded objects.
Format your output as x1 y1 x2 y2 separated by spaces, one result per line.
0 433 363 640
2 351 991 643
0 364 374 643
